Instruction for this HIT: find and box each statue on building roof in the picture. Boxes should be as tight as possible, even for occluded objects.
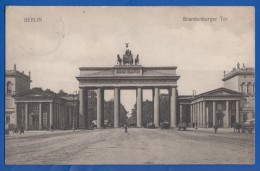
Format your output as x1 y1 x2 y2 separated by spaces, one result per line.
117 54 122 65
116 43 140 66
237 62 240 69
223 70 225 76
135 54 139 65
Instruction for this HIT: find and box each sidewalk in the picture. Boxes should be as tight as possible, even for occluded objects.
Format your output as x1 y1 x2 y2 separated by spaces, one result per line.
186 127 255 134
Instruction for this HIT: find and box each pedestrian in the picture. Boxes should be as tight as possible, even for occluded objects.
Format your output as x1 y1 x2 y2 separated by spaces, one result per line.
124 124 128 133
213 123 218 134
50 124 54 132
20 126 24 134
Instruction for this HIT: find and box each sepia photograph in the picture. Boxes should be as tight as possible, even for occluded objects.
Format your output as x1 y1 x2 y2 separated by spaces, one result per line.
4 6 255 165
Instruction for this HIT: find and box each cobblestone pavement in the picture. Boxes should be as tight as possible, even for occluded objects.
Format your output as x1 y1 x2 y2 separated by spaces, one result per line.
5 128 254 164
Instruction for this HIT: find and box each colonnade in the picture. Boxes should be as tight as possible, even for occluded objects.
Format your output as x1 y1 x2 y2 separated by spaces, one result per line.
15 102 54 130
189 100 240 128
79 87 177 128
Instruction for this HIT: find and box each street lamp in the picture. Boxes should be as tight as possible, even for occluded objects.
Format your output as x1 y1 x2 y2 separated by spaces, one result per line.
72 91 78 131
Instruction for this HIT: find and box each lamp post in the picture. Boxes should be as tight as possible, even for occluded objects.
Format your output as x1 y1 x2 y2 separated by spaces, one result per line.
72 91 78 131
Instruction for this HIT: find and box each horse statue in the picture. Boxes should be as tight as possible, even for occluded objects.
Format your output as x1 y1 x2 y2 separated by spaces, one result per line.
123 49 133 65
117 54 122 65
135 54 139 65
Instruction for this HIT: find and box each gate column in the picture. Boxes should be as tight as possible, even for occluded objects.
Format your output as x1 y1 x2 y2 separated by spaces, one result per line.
114 88 120 128
235 101 239 123
137 87 143 128
25 102 28 130
79 88 87 129
170 87 177 127
154 87 160 127
213 101 216 125
97 88 104 128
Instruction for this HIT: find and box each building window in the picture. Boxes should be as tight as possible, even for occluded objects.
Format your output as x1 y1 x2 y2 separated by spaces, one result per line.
241 82 247 95
217 104 222 110
6 115 10 124
243 113 248 122
243 98 248 107
7 82 12 94
247 82 253 95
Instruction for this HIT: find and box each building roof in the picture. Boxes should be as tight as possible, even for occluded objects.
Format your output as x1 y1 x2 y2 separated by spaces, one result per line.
6 64 31 82
192 87 242 100
222 66 254 81
13 87 78 104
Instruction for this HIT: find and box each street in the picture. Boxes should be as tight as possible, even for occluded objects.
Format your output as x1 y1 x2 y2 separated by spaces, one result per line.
5 128 254 164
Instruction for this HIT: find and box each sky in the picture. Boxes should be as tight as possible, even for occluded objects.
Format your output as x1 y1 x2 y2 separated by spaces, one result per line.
5 6 255 112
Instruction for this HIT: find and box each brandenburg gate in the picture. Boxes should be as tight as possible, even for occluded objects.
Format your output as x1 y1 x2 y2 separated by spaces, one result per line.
76 45 180 129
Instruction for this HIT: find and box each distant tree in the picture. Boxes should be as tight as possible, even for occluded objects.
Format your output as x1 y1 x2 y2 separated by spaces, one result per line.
87 90 127 127
88 90 97 126
130 104 137 124
159 94 170 122
128 94 171 126
58 89 68 96
104 99 114 124
119 104 127 125
142 100 153 124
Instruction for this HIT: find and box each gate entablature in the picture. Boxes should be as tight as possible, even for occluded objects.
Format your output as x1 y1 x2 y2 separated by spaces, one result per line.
77 66 179 88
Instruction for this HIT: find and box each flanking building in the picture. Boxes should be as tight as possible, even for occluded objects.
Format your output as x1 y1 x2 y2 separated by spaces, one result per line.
13 88 79 130
178 63 255 128
5 65 31 129
5 65 79 130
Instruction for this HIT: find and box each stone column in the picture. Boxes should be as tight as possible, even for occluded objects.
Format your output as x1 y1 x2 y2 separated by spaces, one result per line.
206 107 209 127
190 105 193 124
236 101 239 123
50 102 53 129
154 87 160 127
213 101 216 125
25 103 28 130
197 103 200 127
180 105 183 123
170 87 177 127
137 87 143 128
225 101 230 127
79 88 86 129
39 103 42 130
200 102 203 127
194 104 197 124
97 88 104 128
202 101 206 127
14 103 18 126
114 88 120 128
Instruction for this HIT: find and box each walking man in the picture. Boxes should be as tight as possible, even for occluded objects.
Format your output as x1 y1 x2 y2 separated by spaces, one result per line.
213 123 218 134
124 123 128 133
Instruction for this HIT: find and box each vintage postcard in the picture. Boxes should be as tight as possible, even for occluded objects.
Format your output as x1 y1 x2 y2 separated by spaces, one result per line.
4 6 254 165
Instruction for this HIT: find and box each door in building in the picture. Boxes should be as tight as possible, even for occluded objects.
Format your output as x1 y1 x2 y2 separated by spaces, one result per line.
216 115 223 127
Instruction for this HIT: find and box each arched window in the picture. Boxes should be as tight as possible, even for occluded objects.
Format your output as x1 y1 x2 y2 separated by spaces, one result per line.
7 82 12 94
240 82 247 94
247 82 253 95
